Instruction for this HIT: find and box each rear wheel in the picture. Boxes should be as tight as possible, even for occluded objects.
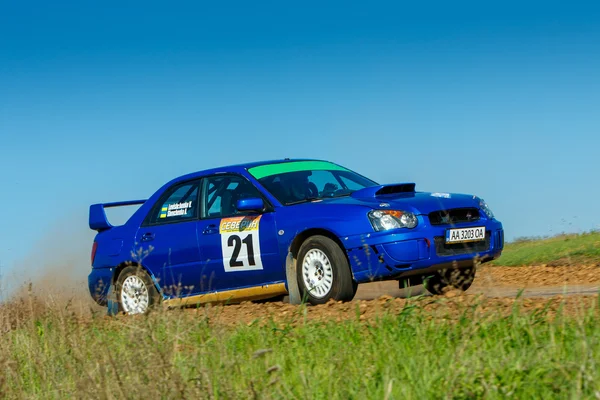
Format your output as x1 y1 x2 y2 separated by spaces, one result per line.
424 266 476 295
297 235 357 305
115 266 161 314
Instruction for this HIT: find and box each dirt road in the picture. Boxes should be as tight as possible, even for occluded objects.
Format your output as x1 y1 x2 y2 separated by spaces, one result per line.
173 265 599 327
354 281 600 300
356 264 600 299
2 265 597 332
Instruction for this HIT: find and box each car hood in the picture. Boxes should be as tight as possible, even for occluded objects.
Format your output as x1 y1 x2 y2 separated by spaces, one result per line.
314 185 480 215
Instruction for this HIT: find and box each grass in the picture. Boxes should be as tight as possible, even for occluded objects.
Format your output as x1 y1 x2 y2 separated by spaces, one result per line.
493 231 600 267
1 296 600 399
3 233 600 398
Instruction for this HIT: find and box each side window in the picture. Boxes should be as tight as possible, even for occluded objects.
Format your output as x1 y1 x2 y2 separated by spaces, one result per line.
149 181 200 224
203 175 263 219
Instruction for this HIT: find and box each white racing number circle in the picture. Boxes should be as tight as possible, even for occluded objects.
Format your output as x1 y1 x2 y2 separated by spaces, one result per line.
302 249 334 298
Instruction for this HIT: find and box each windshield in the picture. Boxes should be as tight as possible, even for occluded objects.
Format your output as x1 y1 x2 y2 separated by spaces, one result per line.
248 161 378 205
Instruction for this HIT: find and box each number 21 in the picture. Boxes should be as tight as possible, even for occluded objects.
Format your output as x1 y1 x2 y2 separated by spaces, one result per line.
227 234 256 267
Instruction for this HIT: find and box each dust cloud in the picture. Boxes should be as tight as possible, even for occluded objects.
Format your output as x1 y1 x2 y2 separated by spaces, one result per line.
2 211 97 308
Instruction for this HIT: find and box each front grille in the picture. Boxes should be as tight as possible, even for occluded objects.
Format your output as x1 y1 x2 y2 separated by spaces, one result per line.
429 208 480 226
434 232 491 257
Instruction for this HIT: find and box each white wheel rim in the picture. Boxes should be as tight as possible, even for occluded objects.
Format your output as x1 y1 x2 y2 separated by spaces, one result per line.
120 275 150 314
302 249 334 299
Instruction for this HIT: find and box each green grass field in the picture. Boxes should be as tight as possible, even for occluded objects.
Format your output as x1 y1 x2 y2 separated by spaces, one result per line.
493 231 600 267
2 297 599 399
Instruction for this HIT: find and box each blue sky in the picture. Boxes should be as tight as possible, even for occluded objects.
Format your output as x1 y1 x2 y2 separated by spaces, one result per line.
1 1 599 287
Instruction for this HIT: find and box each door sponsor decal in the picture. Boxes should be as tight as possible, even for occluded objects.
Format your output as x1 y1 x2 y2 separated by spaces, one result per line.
160 201 193 218
220 216 263 272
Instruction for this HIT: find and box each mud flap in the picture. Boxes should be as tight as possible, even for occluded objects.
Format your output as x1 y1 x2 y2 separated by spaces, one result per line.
285 252 301 305
106 283 119 316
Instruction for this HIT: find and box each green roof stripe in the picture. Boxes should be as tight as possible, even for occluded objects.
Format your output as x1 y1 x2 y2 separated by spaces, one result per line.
248 161 349 179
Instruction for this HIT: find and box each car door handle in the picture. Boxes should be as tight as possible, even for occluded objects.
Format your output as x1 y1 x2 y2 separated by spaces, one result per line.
141 232 155 242
203 224 218 235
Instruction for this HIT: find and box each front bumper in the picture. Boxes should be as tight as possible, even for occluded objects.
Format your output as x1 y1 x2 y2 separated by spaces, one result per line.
345 219 504 283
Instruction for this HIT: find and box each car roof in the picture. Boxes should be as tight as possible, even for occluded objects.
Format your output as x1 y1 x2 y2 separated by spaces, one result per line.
172 158 328 183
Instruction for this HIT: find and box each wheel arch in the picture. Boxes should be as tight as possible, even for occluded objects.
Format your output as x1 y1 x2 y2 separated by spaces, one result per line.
288 228 348 260
112 261 163 295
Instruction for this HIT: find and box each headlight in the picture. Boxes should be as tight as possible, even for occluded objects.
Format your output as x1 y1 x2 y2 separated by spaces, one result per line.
479 199 495 219
368 210 418 231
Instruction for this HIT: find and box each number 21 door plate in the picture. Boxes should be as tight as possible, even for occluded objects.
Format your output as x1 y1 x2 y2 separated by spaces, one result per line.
220 216 264 272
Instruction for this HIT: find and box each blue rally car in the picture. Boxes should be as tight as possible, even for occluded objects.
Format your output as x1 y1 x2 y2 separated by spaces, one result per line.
88 159 504 314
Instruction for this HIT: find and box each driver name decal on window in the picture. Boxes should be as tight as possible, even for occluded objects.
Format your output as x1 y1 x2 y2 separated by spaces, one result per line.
219 216 263 272
160 201 194 218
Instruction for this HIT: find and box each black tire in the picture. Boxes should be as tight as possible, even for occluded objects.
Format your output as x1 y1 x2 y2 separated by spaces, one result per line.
115 265 161 314
424 266 476 295
296 235 357 305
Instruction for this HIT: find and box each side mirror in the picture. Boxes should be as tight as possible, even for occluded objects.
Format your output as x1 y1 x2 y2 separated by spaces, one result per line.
236 198 265 212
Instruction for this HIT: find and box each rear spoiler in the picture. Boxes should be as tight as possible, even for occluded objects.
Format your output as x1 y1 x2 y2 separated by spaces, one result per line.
89 200 147 232
351 183 416 199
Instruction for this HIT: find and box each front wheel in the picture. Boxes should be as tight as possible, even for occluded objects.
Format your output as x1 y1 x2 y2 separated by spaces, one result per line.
115 266 161 315
424 266 476 295
297 235 357 305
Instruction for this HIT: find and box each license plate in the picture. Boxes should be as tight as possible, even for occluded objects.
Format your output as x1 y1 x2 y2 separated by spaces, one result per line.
445 227 486 244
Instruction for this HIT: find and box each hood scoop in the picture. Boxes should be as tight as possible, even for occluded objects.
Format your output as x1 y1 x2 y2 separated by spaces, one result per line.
351 183 416 198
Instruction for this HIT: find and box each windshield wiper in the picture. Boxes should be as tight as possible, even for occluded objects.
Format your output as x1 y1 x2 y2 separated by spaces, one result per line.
285 196 321 205
286 194 352 205
331 193 351 198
